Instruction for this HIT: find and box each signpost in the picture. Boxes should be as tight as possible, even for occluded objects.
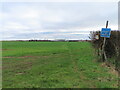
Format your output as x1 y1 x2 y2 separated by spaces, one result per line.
100 21 111 62
100 28 111 38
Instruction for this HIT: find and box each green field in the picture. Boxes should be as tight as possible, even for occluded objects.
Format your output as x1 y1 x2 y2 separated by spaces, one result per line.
2 41 119 88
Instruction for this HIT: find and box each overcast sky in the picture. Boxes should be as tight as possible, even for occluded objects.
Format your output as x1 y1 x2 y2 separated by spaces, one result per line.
0 1 118 40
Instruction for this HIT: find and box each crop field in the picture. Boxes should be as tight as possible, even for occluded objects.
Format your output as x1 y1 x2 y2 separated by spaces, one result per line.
2 41 119 88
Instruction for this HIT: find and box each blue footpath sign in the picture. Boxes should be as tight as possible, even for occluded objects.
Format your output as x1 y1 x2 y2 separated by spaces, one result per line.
100 28 111 38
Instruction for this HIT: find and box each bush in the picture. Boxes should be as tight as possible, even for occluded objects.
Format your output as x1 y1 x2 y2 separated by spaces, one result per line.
90 30 120 71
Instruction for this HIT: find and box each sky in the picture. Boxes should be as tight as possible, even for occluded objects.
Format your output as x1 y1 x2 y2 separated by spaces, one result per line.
0 1 118 40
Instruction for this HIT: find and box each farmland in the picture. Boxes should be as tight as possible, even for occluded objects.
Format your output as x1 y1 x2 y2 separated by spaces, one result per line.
2 41 119 88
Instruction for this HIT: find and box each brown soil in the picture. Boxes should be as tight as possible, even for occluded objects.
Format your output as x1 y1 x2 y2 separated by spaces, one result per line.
2 56 34 58
0 49 14 51
2 55 53 59
101 63 118 76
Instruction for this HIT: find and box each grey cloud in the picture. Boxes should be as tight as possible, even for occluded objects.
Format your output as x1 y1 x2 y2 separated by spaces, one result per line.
1 2 117 40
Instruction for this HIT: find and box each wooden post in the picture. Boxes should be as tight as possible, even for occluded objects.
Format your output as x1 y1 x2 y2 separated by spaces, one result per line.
102 21 108 62
106 21 108 29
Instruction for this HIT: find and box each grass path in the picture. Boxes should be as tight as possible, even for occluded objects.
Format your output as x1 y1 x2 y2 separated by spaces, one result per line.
2 41 119 88
67 42 118 88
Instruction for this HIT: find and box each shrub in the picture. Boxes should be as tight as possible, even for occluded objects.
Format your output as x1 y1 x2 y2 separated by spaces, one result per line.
90 30 120 71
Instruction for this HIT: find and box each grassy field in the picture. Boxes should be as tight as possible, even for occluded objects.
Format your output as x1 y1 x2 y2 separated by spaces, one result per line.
2 41 119 88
